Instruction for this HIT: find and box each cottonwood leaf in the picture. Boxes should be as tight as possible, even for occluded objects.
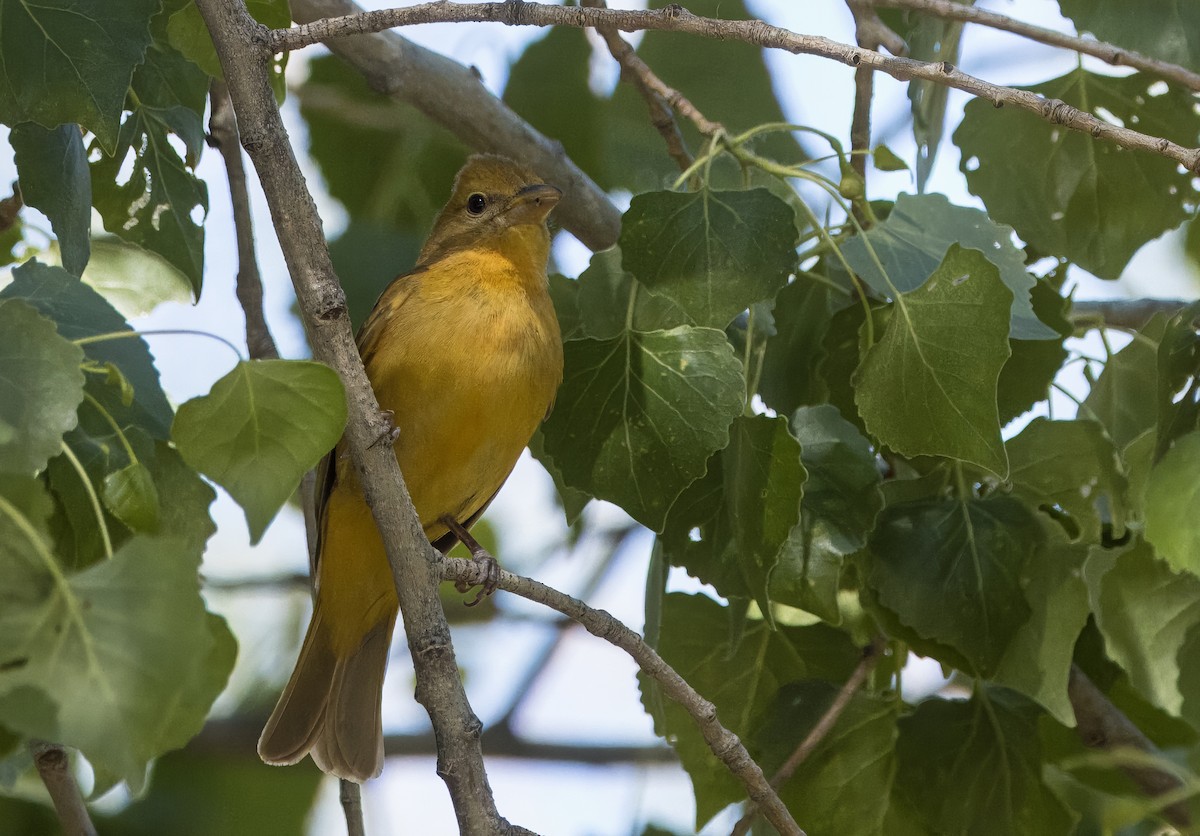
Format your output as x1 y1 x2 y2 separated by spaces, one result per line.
1144 431 1200 574
1007 418 1126 542
842 193 1050 339
895 688 1074 834
640 593 861 829
44 237 193 320
1156 300 1200 457
541 326 744 532
855 245 1012 476
10 123 91 277
757 683 898 836
620 188 798 329
998 279 1072 425
759 275 838 415
573 248 692 339
1082 315 1167 451
1058 0 1200 71
0 0 157 151
865 496 1038 675
1180 622 1200 731
1085 540 1200 714
102 463 160 534
957 69 1200 279
173 360 348 543
0 299 84 475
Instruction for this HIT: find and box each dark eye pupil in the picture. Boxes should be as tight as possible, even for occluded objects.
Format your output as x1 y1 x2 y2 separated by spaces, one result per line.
467 194 487 215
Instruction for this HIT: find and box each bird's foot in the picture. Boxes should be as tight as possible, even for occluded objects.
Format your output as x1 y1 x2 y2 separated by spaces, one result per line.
442 515 501 606
370 409 400 449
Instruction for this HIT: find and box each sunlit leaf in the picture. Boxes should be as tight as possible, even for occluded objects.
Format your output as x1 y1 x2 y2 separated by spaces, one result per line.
1143 431 1200 574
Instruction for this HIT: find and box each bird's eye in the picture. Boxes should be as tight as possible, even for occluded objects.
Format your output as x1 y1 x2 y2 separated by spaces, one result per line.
466 193 487 215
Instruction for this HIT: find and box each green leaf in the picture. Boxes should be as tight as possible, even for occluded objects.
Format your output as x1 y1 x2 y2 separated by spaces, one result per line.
641 593 861 829
0 298 85 474
756 683 897 836
1085 539 1200 714
0 0 157 151
541 327 744 531
1144 431 1200 574
573 248 693 339
133 7 211 161
47 237 194 319
166 0 290 101
1155 300 1200 457
1081 315 1167 451
758 275 838 416
173 360 348 543
328 222 421 331
0 519 234 791
503 26 605 187
148 441 217 555
894 689 1075 834
956 69 1200 279
619 188 799 329
854 245 1012 476
102 462 161 534
527 427 590 526
10 123 91 277
1180 622 1200 731
1007 418 1126 542
872 144 909 172
90 105 208 297
842 193 1051 339
991 536 1091 726
866 496 1038 675
1058 0 1200 71
2 260 174 441
998 278 1071 425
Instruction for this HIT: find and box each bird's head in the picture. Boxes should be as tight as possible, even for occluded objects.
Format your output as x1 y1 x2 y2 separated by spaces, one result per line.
418 154 561 266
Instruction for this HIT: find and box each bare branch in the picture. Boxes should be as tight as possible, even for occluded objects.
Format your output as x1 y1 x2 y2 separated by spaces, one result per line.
845 0 885 224
731 637 885 836
208 80 279 361
192 3 518 832
581 0 696 173
288 0 619 252
29 742 96 836
443 557 806 836
340 779 366 836
268 2 1200 173
873 0 1200 93
1068 665 1192 830
1070 298 1194 330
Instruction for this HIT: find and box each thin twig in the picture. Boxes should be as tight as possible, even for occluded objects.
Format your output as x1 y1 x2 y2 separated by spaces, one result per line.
580 0 696 173
1069 298 1194 330
845 0 885 224
1068 665 1192 830
29 742 97 836
193 3 520 833
340 779 366 836
208 80 279 362
730 637 885 836
442 557 805 836
872 0 1200 93
287 0 620 252
268 2 1200 173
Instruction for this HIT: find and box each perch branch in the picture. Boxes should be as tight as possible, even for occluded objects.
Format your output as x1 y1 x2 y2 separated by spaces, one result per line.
287 0 619 252
268 2 1200 173
872 0 1200 93
29 742 96 836
193 3 521 833
442 557 805 836
1068 665 1192 830
1069 298 1194 330
580 0 696 173
340 779 366 836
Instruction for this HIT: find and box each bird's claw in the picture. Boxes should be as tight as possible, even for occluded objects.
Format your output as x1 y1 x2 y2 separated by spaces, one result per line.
370 409 400 449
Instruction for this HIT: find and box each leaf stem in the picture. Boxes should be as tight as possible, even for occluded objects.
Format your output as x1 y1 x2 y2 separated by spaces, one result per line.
74 329 245 361
82 393 138 466
58 442 114 559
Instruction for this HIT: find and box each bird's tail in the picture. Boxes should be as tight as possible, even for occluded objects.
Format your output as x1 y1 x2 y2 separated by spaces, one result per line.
257 600 396 783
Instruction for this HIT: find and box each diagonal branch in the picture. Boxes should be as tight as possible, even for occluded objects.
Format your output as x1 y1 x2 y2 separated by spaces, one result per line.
442 557 806 836
872 0 1200 93
29 742 96 836
192 3 522 833
268 2 1200 173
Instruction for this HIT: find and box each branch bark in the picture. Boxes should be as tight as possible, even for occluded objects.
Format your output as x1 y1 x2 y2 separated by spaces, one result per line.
29 742 96 836
1068 665 1192 830
340 778 366 836
872 0 1200 93
1069 298 1194 330
287 0 619 252
192 4 519 833
268 2 1200 174
442 557 805 836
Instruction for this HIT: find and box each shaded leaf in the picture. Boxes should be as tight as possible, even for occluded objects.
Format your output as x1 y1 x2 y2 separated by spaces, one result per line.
759 275 839 415
1155 300 1200 458
1081 315 1167 451
541 326 744 531
1058 0 1200 71
1143 431 1200 574
620 188 798 329
11 123 91 277
855 245 1012 476
573 248 692 339
173 360 347 542
998 279 1071 425
102 462 161 534
957 69 1200 279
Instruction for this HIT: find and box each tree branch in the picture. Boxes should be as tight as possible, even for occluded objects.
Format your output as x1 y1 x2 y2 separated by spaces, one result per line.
1069 298 1194 330
268 2 1200 173
340 779 366 836
29 742 96 836
872 0 1200 93
1067 665 1192 830
193 4 519 833
442 557 805 836
287 0 619 252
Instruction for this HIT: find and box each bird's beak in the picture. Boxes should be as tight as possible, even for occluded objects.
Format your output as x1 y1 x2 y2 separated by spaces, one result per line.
504 183 562 225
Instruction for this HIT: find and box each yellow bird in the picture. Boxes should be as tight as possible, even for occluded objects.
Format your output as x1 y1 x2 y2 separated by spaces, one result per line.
258 155 564 782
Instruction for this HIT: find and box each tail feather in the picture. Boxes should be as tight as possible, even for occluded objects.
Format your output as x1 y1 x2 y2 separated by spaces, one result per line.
258 604 394 783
